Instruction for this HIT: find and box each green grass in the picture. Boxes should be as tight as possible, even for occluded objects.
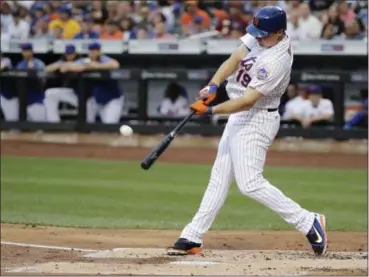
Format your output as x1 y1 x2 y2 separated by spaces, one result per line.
1 156 367 231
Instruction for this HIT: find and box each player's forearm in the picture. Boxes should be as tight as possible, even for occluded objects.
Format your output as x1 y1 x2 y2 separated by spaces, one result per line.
311 114 333 122
95 62 119 70
210 58 239 86
212 96 251 114
68 64 86 72
45 63 61 73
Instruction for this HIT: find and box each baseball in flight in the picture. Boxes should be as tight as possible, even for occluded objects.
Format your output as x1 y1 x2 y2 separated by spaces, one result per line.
119 125 133 136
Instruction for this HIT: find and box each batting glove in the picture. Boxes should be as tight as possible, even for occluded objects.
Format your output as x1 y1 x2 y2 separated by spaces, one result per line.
200 82 218 105
190 99 213 115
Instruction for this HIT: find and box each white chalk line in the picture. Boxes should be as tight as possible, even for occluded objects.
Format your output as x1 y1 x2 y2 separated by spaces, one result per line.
1 241 99 252
2 241 109 273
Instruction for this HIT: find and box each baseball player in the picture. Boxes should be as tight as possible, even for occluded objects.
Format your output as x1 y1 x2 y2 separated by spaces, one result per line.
167 6 327 256
1 43 46 121
44 44 81 122
79 42 123 123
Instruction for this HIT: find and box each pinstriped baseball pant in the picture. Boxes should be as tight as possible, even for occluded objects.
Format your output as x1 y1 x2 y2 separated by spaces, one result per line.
180 108 315 244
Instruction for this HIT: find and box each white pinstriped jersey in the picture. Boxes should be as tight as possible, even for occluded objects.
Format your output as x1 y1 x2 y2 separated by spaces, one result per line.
226 33 293 109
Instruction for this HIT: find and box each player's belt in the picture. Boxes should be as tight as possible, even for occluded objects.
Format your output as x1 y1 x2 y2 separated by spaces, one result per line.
267 108 278 112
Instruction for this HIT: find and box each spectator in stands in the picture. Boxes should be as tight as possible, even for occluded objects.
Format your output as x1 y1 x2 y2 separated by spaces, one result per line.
43 2 58 21
337 1 356 24
181 0 211 36
74 17 100 39
106 1 120 22
49 6 81 39
90 0 108 25
0 22 10 41
100 19 123 40
229 23 246 39
14 43 46 122
308 0 335 12
287 9 307 40
160 0 181 33
282 84 309 124
133 3 151 28
7 10 30 40
153 19 176 39
215 1 248 38
321 3 345 39
301 85 334 128
344 98 368 129
33 16 53 39
44 44 82 123
343 19 365 40
134 24 150 39
158 82 190 117
0 2 13 33
120 17 135 41
30 5 46 35
298 3 323 39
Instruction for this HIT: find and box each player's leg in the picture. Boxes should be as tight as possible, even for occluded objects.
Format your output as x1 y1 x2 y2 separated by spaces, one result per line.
0 95 19 121
86 97 98 123
230 112 326 255
167 126 235 255
99 96 124 124
27 103 47 122
44 88 78 122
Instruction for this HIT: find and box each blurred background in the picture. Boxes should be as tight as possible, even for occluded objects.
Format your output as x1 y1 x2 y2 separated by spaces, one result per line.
0 0 367 138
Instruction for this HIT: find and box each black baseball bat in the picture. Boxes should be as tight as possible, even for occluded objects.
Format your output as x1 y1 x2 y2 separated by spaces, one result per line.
141 110 196 170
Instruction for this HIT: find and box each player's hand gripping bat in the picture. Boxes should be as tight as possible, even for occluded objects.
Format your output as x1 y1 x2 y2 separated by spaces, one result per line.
141 84 218 170
141 110 196 170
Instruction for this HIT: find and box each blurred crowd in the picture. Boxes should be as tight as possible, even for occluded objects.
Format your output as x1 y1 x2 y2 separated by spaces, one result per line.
0 0 367 41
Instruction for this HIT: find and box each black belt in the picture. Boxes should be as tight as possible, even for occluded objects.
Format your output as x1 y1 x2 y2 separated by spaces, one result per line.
267 108 278 112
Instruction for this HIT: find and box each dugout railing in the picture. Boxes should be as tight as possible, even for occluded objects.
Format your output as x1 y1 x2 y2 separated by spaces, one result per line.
0 68 367 140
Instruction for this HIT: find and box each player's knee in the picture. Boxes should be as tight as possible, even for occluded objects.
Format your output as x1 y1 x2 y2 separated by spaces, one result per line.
237 175 265 195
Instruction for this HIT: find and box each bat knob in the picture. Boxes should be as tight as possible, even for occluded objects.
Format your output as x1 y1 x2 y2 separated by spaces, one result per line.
141 162 150 170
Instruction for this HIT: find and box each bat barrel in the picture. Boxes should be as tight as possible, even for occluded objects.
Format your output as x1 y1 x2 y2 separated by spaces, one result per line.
140 111 196 170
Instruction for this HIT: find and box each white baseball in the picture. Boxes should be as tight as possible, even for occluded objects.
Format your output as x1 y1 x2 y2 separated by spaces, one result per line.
119 125 133 136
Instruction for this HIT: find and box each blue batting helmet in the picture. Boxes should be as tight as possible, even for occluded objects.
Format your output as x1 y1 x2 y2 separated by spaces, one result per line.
246 6 287 38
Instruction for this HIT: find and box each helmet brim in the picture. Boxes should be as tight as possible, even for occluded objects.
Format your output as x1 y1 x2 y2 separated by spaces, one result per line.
246 24 270 38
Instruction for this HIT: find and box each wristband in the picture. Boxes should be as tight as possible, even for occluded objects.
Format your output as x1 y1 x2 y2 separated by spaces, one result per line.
208 83 219 94
204 106 213 115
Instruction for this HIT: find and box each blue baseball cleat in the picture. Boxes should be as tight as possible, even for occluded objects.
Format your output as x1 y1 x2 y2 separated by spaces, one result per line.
306 213 328 256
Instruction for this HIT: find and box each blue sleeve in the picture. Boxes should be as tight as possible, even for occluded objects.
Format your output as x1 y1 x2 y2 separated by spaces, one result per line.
16 61 25 69
35 59 45 69
344 111 366 129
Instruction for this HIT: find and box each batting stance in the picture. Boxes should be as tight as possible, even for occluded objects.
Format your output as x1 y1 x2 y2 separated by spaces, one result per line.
167 6 327 256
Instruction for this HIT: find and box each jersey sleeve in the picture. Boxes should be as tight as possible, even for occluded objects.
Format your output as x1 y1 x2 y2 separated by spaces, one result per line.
35 59 45 69
248 60 287 96
239 33 258 51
